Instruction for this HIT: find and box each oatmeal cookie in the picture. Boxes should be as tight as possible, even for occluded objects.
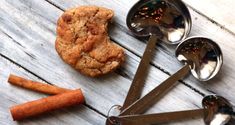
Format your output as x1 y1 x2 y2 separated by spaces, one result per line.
55 6 125 77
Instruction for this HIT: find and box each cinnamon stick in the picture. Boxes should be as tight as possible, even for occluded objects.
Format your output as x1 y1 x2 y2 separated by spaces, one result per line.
10 89 85 121
8 74 71 95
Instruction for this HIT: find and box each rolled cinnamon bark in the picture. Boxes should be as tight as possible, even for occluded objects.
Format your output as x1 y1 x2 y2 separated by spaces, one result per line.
10 89 85 121
8 74 71 95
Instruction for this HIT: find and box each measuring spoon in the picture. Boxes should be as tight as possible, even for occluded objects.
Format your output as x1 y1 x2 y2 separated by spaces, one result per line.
107 95 235 125
203 95 234 125
119 37 223 116
122 0 192 111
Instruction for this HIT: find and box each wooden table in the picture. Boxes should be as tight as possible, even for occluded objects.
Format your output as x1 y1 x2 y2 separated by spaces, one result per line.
1 0 235 124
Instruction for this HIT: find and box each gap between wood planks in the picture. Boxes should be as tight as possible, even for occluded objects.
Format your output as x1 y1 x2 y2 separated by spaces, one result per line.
183 2 235 37
0 2 203 121
3 0 231 118
0 52 107 118
0 12 203 121
0 1 234 124
43 0 235 96
45 0 235 43
14 0 206 99
1 0 217 118
44 0 206 96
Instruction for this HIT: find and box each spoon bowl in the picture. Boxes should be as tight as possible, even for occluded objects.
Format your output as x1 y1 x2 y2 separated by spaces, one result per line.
122 0 192 111
176 37 223 81
126 0 191 44
105 95 235 125
202 95 234 125
119 36 223 115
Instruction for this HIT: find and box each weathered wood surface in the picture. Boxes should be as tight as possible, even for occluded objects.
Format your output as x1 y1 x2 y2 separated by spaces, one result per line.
47 0 235 105
0 56 106 125
183 0 235 34
0 0 235 124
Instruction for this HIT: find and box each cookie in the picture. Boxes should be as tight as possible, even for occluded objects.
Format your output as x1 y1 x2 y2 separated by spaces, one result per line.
55 6 125 77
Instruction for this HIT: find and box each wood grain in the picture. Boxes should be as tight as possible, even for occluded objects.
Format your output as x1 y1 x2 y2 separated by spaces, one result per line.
47 0 235 105
0 0 205 124
0 0 235 124
183 0 235 34
0 56 105 125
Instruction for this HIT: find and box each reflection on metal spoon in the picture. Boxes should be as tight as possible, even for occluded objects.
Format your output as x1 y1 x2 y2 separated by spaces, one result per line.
122 0 192 112
176 37 223 81
127 0 191 44
106 95 234 125
118 37 223 116
203 95 234 125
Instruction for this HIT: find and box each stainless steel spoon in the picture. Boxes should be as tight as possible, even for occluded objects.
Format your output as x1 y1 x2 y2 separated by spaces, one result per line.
106 95 235 125
122 0 192 111
203 95 234 125
176 37 223 81
117 37 223 116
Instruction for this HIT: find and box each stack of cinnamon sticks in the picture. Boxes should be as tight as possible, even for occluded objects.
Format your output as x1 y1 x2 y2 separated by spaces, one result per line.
8 74 85 121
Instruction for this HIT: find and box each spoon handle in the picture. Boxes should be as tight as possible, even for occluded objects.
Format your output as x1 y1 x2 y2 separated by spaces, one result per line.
121 34 158 111
120 64 190 115
108 109 204 125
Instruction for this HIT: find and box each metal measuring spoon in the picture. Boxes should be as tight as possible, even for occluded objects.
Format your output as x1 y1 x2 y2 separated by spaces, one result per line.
203 95 234 125
176 37 223 81
122 0 191 111
106 95 235 125
117 37 223 116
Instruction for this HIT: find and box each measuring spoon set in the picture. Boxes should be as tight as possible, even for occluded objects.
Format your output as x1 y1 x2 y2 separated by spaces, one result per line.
106 0 234 124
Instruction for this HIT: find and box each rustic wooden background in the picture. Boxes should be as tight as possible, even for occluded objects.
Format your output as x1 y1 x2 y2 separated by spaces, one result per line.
0 0 235 124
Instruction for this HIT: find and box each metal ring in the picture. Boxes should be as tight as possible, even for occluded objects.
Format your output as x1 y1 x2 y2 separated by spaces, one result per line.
107 105 122 124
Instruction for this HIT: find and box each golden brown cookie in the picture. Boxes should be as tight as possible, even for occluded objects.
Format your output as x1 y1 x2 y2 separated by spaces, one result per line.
55 6 125 77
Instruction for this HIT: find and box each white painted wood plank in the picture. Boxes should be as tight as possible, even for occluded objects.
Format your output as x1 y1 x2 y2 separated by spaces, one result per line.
47 0 235 105
0 56 105 125
0 0 205 124
183 0 235 34
0 32 203 125
2 0 235 124
45 0 209 93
